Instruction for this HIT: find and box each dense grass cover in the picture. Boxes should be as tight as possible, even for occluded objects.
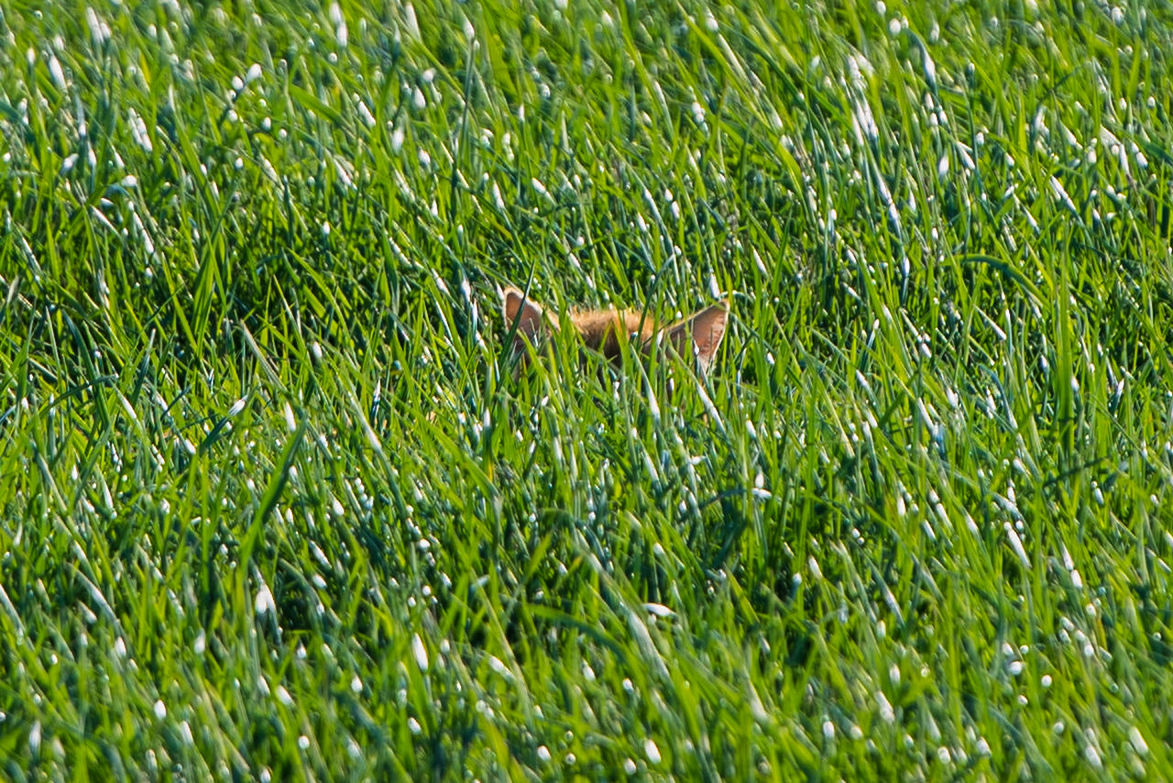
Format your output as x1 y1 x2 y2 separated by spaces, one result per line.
2 0 1173 778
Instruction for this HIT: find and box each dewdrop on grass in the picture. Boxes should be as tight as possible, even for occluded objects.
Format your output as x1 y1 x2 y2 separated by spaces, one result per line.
48 55 66 88
329 3 348 47
128 109 153 152
876 690 895 722
487 655 513 680
1085 743 1103 770
254 586 275 617
411 633 428 671
357 99 375 127
1129 726 1149 756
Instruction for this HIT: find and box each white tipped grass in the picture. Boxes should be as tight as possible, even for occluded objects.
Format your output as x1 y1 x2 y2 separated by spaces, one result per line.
2 0 1173 779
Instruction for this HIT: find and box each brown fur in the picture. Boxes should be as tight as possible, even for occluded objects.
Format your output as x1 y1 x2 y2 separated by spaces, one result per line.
502 287 729 373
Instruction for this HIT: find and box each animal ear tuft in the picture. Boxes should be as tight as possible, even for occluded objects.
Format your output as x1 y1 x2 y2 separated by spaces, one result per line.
502 287 547 342
666 301 729 373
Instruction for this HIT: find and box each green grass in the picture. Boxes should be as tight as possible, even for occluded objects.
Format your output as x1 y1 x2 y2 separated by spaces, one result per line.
2 0 1173 778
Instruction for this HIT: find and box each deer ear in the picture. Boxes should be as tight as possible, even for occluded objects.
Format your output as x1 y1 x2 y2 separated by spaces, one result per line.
665 301 729 373
502 287 547 342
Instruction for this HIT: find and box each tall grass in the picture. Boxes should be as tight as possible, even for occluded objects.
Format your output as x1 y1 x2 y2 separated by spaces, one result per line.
2 0 1173 778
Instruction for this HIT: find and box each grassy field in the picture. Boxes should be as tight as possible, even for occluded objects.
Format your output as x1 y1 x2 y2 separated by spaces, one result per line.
2 0 1173 778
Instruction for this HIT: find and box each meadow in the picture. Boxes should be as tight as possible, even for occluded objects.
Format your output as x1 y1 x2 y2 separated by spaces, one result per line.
2 0 1173 778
